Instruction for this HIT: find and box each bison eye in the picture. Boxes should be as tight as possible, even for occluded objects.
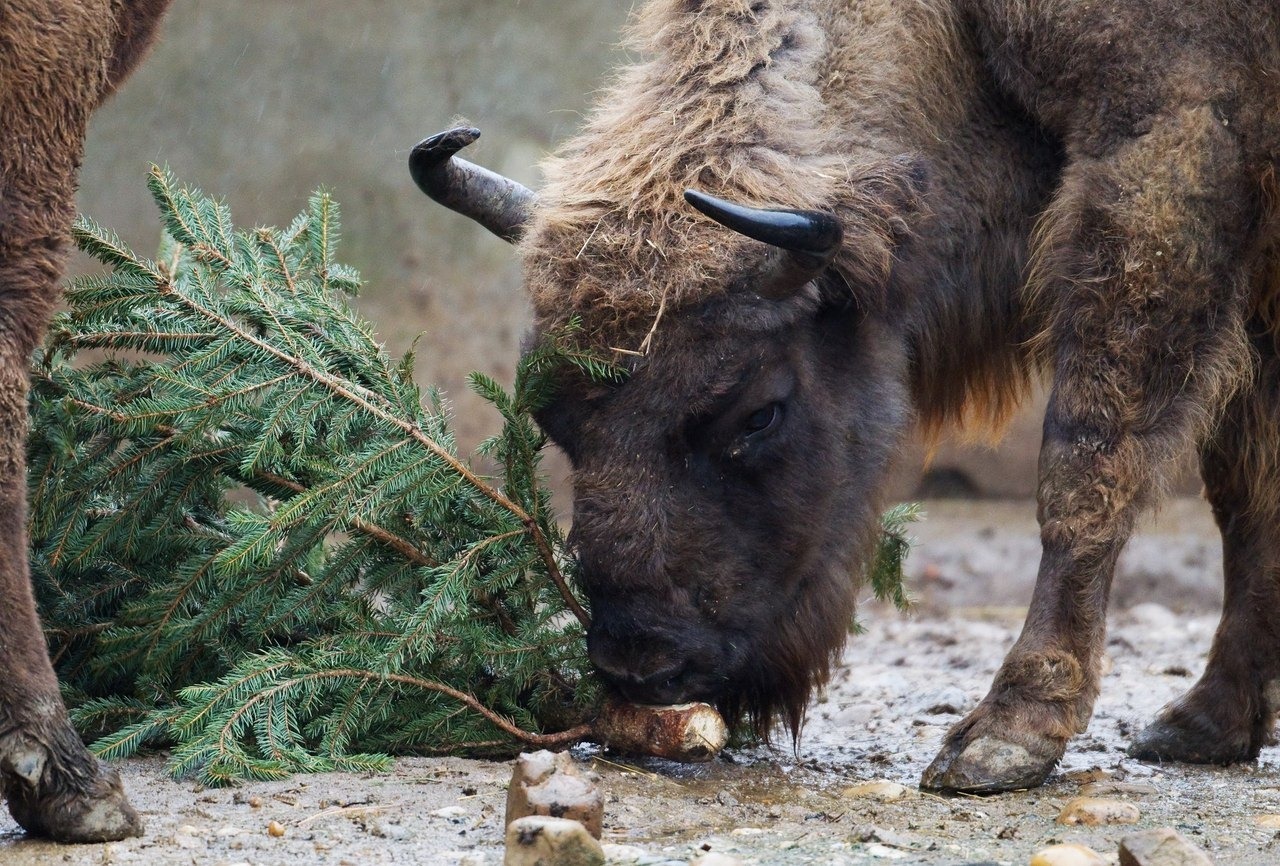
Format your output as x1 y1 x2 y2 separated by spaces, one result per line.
743 402 783 436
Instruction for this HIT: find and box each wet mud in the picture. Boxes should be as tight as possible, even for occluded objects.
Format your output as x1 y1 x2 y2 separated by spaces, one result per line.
4 497 1277 865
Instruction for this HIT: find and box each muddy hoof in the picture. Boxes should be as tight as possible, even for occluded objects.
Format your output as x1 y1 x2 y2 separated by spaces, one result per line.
4 757 143 844
921 734 1061 794
1128 717 1254 765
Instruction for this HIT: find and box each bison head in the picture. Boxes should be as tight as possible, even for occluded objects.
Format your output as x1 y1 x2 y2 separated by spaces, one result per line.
411 128 925 735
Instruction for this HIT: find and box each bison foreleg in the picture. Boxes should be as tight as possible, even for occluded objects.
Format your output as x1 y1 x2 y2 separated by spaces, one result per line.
1130 329 1280 764
923 104 1256 793
0 246 143 843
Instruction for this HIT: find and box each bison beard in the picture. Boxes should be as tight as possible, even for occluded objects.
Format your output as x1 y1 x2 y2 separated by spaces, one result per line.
414 0 1280 795
0 0 172 843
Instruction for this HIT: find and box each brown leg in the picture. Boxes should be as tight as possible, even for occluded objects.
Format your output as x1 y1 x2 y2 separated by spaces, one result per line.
0 1 166 836
0 249 143 843
922 105 1256 792
1129 331 1280 763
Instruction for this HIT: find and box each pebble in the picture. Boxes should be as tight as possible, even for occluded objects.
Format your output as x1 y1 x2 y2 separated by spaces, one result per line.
1119 827 1213 865
864 842 907 859
432 805 470 820
1254 814 1280 828
1127 602 1179 629
505 816 605 866
365 818 410 840
1029 843 1108 866
600 843 646 863
172 832 202 849
267 820 286 837
1079 781 1159 797
689 854 745 866
843 780 910 801
507 750 605 839
1056 796 1141 826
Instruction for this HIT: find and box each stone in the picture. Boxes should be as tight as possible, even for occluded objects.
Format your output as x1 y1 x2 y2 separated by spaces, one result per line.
1061 767 1111 784
172 832 202 849
507 750 605 839
1119 828 1214 865
1056 796 1141 826
864 843 907 859
505 816 605 866
600 843 646 863
1029 843 1108 866
432 805 470 820
266 820 286 837
1254 814 1280 828
843 779 911 801
689 854 745 866
1079 781 1159 797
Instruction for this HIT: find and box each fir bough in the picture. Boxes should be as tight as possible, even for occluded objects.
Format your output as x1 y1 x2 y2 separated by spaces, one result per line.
30 168 915 784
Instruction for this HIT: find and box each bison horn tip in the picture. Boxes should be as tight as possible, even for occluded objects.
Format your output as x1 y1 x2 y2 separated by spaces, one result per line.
682 188 842 257
409 127 482 195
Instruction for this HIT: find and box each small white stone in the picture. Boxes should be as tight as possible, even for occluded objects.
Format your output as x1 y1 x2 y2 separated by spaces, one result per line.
601 843 646 863
432 805 469 819
172 833 202 850
865 843 906 859
690 853 745 866
843 780 910 801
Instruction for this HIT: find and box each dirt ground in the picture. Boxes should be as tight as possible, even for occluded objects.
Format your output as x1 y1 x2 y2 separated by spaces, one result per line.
5 497 1279 865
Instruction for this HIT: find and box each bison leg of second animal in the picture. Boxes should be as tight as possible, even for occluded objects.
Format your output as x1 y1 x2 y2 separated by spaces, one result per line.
0 246 144 843
922 105 1256 793
1129 329 1280 763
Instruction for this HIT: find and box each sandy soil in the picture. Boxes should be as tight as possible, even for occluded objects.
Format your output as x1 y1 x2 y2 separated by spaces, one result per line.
5 497 1278 865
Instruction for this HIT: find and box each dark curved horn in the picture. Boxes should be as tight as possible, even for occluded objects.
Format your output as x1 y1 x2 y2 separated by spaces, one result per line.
683 189 842 299
409 127 536 243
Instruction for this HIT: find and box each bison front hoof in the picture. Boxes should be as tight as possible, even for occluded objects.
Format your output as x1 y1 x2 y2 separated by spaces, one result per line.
921 733 1062 794
1127 716 1256 766
3 755 144 844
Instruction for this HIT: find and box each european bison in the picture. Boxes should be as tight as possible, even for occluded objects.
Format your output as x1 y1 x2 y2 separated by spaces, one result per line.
1 0 172 842
413 0 1280 792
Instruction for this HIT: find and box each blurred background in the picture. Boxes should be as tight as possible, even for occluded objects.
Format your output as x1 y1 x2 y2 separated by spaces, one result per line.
75 0 1193 505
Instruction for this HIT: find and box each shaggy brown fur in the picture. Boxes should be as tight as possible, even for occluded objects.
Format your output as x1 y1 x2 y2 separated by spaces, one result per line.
0 0 171 842
420 0 1280 793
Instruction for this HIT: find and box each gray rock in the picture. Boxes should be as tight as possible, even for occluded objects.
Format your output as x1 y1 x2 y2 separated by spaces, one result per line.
1119 828 1214 866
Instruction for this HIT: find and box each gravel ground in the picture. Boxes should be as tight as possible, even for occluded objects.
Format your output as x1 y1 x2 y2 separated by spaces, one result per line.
5 497 1278 865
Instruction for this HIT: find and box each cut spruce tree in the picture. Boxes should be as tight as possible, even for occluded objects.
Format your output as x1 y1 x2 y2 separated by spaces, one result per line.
29 168 915 784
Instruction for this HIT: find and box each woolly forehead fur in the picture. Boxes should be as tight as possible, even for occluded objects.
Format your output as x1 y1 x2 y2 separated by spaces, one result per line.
519 0 851 344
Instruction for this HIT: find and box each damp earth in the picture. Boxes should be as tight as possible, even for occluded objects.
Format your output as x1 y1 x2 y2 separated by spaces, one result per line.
5 497 1279 865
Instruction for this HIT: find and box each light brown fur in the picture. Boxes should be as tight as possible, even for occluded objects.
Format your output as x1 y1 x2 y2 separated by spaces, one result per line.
421 0 1280 792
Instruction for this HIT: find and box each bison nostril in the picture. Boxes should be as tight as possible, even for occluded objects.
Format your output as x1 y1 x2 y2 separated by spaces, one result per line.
615 660 691 705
